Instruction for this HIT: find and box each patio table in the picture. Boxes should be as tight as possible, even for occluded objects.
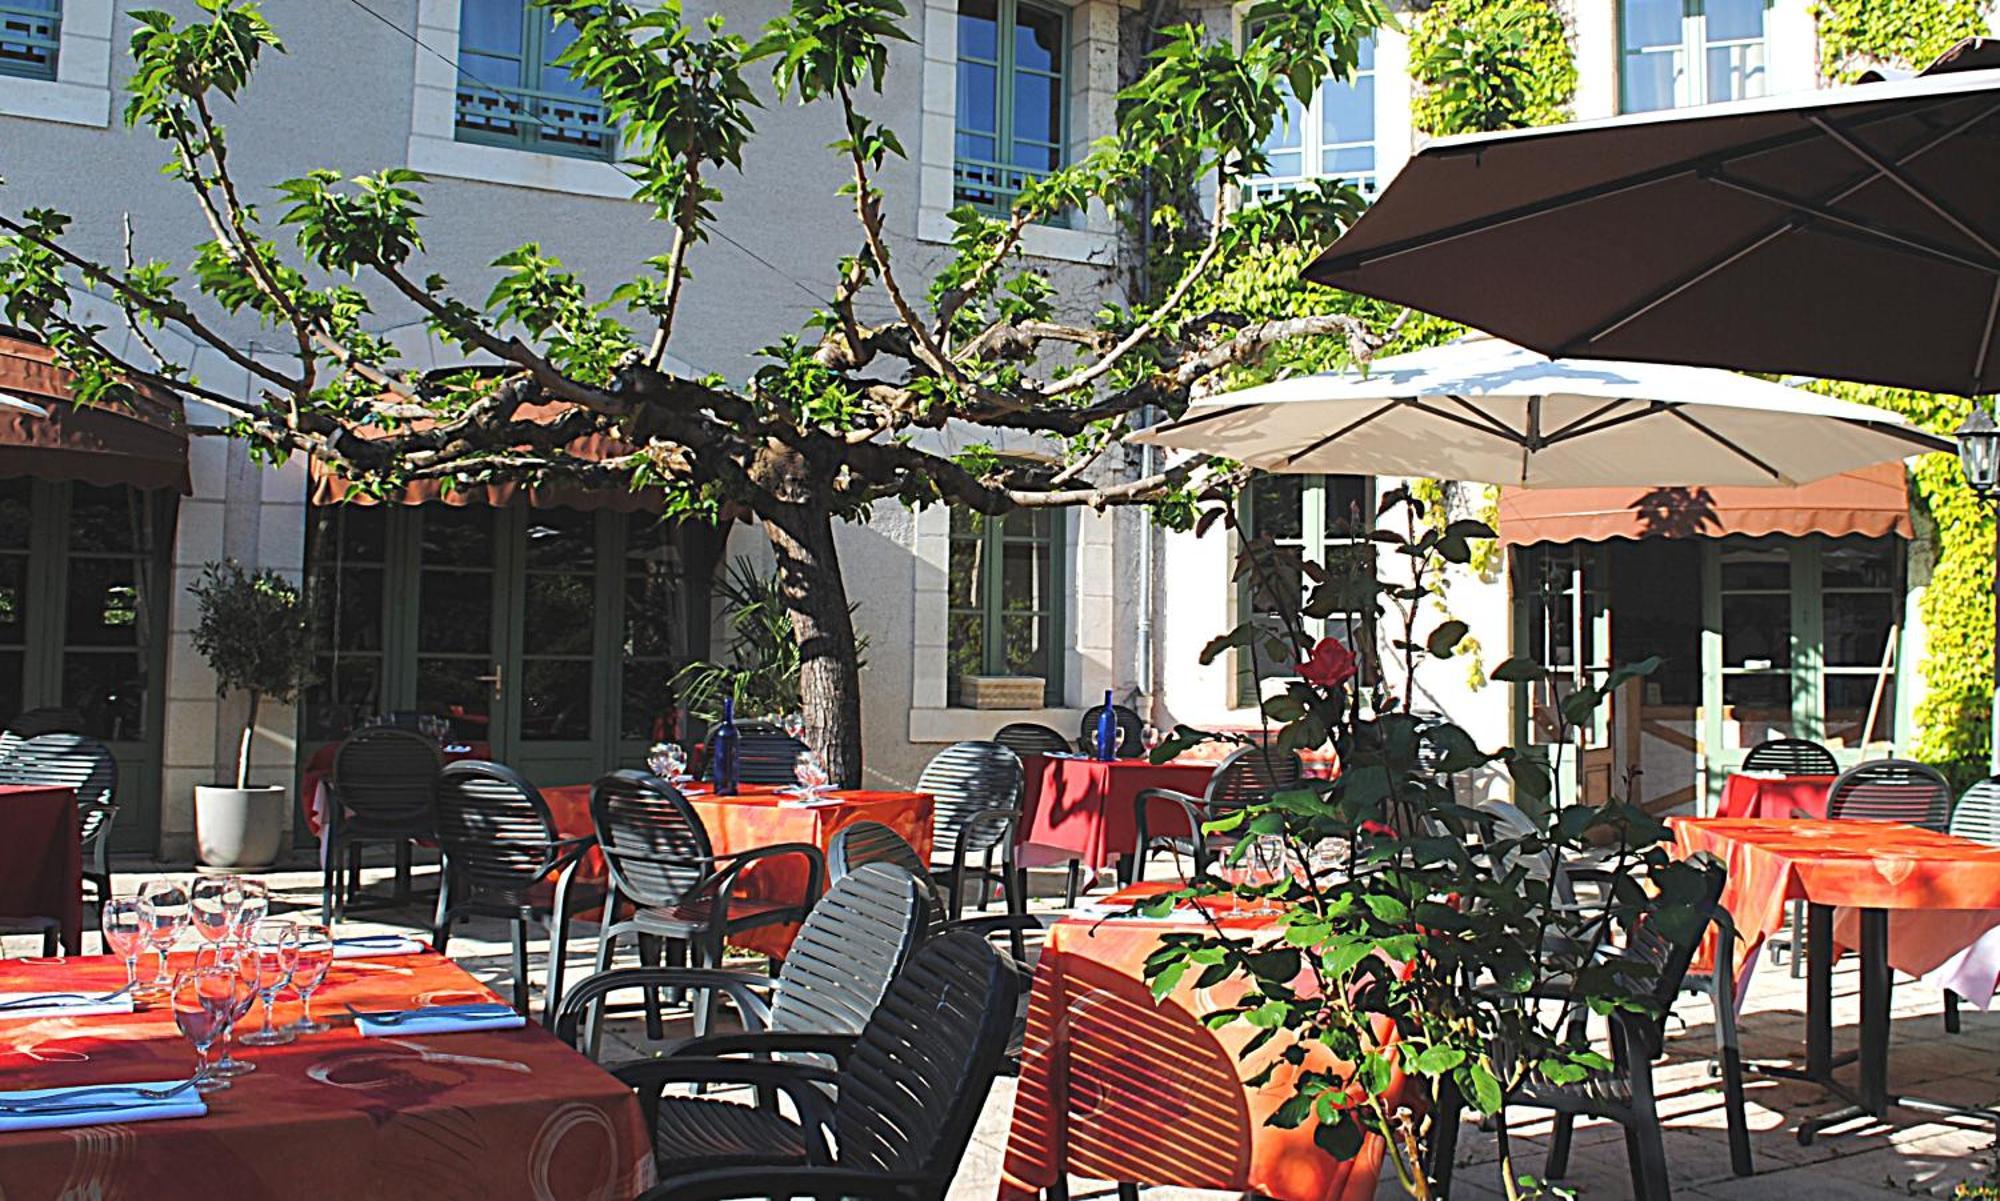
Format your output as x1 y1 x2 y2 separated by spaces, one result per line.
540 782 932 959
1717 772 1837 819
998 883 1403 1201
1019 754 1218 872
0 784 80 953
1672 816 2000 1143
0 948 652 1200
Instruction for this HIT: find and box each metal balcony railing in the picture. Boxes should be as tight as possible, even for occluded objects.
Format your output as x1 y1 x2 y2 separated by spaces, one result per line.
455 78 614 161
0 4 59 81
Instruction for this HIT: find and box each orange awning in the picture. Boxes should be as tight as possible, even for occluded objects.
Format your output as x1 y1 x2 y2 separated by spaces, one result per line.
0 335 190 494
308 399 667 512
1497 461 1912 547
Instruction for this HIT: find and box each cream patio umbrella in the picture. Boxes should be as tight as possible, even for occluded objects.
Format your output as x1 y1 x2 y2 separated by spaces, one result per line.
1128 336 1952 487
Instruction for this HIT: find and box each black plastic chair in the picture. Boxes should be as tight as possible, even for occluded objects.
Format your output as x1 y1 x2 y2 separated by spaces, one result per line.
1943 777 2000 1032
705 720 808 787
0 707 85 763
430 761 594 1022
629 929 1022 1201
321 727 442 920
918 741 1025 921
1129 744 1302 883
992 721 1071 759
1075 703 1143 758
1432 857 1730 1201
827 818 1042 968
1822 757 1954 828
0 732 119 918
589 769 824 1036
1741 736 1839 776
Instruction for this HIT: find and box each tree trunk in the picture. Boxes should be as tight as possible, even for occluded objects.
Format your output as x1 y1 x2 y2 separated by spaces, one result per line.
237 690 261 790
763 501 865 789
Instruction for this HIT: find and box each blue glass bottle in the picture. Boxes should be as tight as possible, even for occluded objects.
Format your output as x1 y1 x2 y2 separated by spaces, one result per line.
713 696 741 796
1094 690 1118 761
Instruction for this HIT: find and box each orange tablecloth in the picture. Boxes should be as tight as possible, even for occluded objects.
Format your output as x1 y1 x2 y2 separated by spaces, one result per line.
999 884 1402 1201
1021 756 1219 870
0 950 652 1200
1717 773 1837 819
541 783 932 958
1673 817 2000 992
0 784 80 952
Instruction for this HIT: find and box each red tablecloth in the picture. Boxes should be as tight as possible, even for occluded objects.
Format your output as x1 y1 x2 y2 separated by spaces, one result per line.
541 783 933 959
1674 817 2000 993
0 785 80 953
1020 755 1219 870
1717 773 1837 819
299 740 491 838
0 950 652 1200
999 884 1401 1201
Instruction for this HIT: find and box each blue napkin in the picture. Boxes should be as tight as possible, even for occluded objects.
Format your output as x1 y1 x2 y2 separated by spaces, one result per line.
332 935 428 960
0 1081 205 1132
356 1005 525 1037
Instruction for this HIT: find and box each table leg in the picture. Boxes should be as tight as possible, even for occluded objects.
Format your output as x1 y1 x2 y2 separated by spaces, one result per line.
1806 902 1833 1079
1858 907 1891 1116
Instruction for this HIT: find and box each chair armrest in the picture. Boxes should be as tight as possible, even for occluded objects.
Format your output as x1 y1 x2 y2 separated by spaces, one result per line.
543 834 597 874
613 1056 839 1152
710 842 826 900
552 966 775 1048
1133 788 1209 844
666 1030 863 1064
642 1166 928 1201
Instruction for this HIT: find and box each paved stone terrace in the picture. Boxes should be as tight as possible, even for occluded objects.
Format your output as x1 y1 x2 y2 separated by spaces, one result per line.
8 857 1996 1200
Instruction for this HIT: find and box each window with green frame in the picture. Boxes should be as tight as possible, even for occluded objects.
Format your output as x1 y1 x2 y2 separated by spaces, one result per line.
954 0 1067 214
0 1 59 81
1236 474 1374 707
456 0 614 160
1619 0 1767 114
947 508 1064 706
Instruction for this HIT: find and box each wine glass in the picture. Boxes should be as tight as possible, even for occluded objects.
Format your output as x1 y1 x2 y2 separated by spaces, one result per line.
193 941 260 1077
647 742 687 781
289 924 335 1035
230 880 269 941
189 876 240 945
239 919 298 1047
1142 725 1164 756
792 750 829 800
782 711 806 743
136 880 190 992
172 967 241 1093
1244 834 1292 916
101 897 144 989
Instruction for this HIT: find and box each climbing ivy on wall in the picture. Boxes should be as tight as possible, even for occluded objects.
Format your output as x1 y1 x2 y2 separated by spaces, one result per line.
1813 0 1989 82
1409 0 1577 135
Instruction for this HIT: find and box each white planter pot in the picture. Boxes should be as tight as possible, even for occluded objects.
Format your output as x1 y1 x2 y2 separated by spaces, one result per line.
194 784 286 871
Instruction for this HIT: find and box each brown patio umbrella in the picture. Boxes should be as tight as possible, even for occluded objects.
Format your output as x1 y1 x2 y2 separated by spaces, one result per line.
1303 42 2000 397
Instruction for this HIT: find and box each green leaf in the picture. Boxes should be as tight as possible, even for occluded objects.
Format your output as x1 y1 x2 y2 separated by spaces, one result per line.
1426 619 1469 658
1490 657 1548 684
1409 1045 1466 1076
1465 1060 1504 1114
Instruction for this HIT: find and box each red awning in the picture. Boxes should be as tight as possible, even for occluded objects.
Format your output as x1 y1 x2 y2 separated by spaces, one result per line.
308 399 667 512
1497 461 1912 547
0 335 190 494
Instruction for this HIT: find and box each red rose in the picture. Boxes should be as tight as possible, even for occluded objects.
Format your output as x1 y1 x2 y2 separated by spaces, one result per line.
1297 636 1359 688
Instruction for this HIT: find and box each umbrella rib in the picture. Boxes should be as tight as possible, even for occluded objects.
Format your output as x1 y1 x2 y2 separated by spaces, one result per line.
1541 397 1639 442
1540 401 1672 446
1312 100 1965 276
1409 397 1531 445
1808 112 2000 262
1281 399 1411 467
1661 407 1786 483
1565 99 1996 351
1148 402 1253 436
1443 393 1529 443
1704 169 2000 276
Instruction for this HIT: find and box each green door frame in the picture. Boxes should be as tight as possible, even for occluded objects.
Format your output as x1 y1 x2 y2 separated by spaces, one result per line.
1509 542 1612 817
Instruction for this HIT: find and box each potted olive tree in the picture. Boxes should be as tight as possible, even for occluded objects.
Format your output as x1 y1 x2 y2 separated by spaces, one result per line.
190 560 313 870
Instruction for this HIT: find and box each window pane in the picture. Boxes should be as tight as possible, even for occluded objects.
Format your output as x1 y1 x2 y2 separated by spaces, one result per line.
1323 476 1369 537
524 573 595 655
0 0 59 81
1825 674 1894 747
304 657 384 742
69 485 148 554
623 518 682 661
1251 476 1305 541
1719 546 1787 591
419 571 493 655
63 653 145 741
1265 83 1304 153
999 613 1048 678
1263 151 1303 180
958 0 998 63
1012 74 1062 156
1014 4 1063 75
1823 590 1895 668
1000 541 1046 613
1322 145 1377 175
416 658 493 733
64 559 140 648
520 659 591 741
1705 0 1766 43
957 61 999 137
0 650 22 729
0 555 27 646
1822 538 1896 588
420 506 495 568
1622 0 1683 49
460 0 524 55
1622 48 1680 113
1320 77 1375 149
1707 39 1765 103
621 662 678 741
523 509 594 569
1723 674 1793 749
947 611 984 701
1721 593 1789 668
0 478 29 550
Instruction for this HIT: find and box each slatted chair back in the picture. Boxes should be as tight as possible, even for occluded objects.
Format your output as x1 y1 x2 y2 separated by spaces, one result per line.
329 727 442 835
833 930 1020 1185
705 719 808 786
1204 744 1304 819
1612 856 1728 1057
828 820 948 924
1076 704 1143 758
1950 778 2000 847
590 769 712 909
0 733 117 844
433 762 562 909
992 722 1070 759
918 741 1021 862
768 862 930 1037
1742 737 1839 776
1825 758 1954 831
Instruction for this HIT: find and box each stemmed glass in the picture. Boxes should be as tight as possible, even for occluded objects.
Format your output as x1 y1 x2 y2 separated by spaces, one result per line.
1141 725 1164 757
194 941 260 1077
782 711 806 743
289 924 335 1035
230 880 269 941
791 750 829 801
102 897 144 989
1243 834 1292 916
647 742 687 781
239 919 298 1047
172 967 244 1093
190 876 241 946
136 880 190 993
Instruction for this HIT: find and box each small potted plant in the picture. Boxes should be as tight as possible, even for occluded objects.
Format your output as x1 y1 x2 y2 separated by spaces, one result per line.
189 560 314 870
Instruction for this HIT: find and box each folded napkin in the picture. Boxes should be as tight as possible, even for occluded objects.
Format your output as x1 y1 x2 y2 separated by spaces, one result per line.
332 935 428 960
0 992 136 1020
356 1005 526 1037
0 1081 206 1132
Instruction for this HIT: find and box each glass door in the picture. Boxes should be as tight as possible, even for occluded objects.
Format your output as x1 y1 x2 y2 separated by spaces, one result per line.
503 507 606 783
1512 543 1614 815
414 506 502 748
